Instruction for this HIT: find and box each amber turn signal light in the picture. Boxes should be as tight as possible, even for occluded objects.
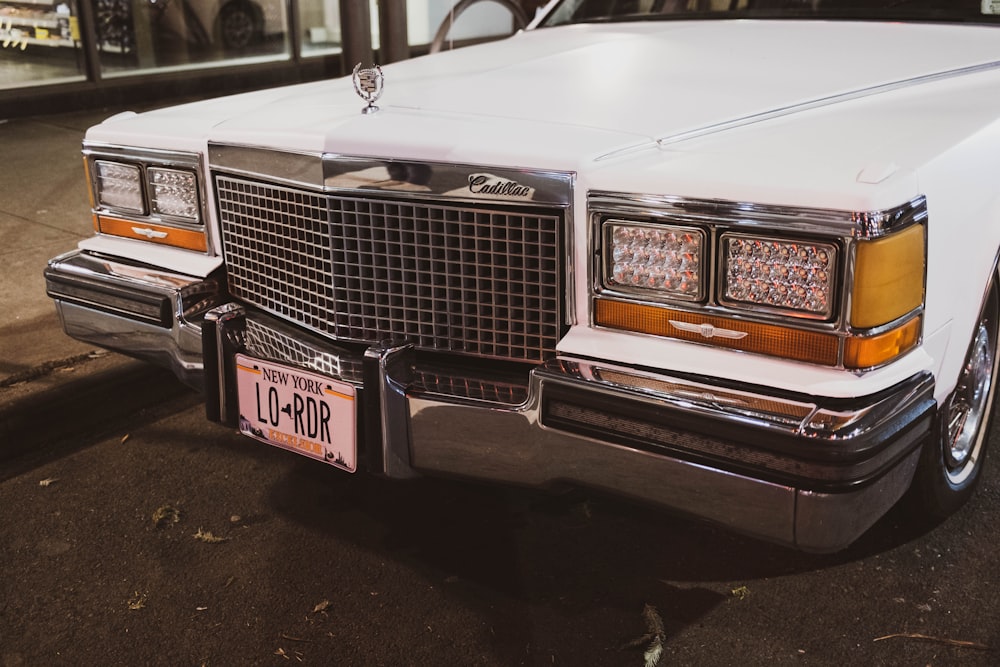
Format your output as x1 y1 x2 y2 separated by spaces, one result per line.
97 215 207 252
595 299 840 365
843 316 921 369
851 225 924 328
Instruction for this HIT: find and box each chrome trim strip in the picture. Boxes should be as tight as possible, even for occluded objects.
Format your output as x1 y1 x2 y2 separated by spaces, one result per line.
208 143 575 207
655 61 1000 148
208 144 326 190
541 357 935 444
589 191 926 240
322 155 574 206
596 60 1000 161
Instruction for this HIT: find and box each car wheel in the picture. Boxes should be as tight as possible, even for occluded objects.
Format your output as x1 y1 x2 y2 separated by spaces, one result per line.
913 271 999 520
219 1 260 51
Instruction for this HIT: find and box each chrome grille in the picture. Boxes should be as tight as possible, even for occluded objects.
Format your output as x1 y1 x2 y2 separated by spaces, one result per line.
216 174 563 362
244 318 364 384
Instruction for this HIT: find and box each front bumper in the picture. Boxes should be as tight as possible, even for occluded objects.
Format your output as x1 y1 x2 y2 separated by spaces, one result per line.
44 250 936 552
44 250 221 389
204 303 935 553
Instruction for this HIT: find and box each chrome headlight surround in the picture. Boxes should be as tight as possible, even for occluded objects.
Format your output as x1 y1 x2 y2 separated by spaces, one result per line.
85 144 208 253
590 191 927 371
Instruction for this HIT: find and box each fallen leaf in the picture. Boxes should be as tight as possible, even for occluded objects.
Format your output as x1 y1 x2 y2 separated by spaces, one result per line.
193 528 229 543
313 600 331 613
731 585 750 600
38 478 58 487
128 592 147 610
622 604 666 667
152 504 180 527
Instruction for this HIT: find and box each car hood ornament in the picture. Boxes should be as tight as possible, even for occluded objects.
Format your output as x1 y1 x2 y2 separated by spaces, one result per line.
353 63 384 115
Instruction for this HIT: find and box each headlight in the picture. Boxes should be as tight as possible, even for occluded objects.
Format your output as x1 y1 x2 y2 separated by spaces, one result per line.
86 149 206 253
605 221 705 301
94 161 144 213
721 234 838 319
149 167 199 220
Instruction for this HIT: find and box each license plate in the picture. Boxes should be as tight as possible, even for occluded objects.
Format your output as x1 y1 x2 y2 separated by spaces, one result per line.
235 354 356 472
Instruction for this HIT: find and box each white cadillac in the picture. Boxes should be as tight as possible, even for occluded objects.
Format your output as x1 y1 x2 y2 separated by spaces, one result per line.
45 1 1000 551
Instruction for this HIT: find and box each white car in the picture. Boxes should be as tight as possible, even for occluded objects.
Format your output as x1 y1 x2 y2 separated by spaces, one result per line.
45 1 1000 551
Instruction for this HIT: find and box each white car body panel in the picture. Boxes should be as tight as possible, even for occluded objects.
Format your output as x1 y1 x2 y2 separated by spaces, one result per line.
83 20 1000 403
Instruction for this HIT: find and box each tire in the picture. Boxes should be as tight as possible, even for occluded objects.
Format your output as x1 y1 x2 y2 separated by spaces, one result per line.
218 1 261 51
912 271 999 520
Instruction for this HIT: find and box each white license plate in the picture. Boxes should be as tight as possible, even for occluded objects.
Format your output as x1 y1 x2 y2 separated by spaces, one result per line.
235 354 357 472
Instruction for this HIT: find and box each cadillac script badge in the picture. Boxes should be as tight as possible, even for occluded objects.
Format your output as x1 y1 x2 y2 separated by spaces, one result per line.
353 63 384 115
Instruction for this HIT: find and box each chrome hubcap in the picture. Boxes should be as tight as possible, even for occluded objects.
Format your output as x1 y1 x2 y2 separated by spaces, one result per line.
944 319 995 484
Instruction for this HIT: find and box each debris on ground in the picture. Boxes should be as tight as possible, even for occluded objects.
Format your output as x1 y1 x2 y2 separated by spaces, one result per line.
152 504 180 527
874 633 991 650
623 603 666 667
731 585 751 600
127 592 147 610
193 527 229 543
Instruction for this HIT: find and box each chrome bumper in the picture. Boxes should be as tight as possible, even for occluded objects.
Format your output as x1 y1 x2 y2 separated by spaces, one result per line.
44 250 221 389
204 305 936 553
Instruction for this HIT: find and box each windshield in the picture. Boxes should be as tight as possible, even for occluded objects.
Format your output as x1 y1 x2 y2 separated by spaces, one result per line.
540 1 1000 26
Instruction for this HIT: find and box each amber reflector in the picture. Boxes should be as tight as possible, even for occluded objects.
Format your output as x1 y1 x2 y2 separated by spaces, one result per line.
595 299 840 365
843 316 921 369
98 215 207 252
851 225 924 328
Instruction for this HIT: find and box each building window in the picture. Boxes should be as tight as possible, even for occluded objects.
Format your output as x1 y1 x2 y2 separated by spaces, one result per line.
0 1 85 90
94 0 291 78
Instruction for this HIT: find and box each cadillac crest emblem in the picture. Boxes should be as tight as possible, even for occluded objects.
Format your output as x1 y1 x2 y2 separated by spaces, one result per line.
353 63 384 115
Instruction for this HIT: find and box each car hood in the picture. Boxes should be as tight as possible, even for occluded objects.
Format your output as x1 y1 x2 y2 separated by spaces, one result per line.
99 20 1000 168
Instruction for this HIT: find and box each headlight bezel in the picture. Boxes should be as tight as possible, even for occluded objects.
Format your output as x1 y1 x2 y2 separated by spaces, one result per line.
591 191 927 371
84 144 208 253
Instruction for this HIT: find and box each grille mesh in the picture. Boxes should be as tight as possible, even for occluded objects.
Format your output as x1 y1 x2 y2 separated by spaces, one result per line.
244 318 364 384
217 174 563 362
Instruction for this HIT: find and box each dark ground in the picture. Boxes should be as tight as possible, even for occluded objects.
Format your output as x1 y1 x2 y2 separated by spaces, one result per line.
1 353 998 666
